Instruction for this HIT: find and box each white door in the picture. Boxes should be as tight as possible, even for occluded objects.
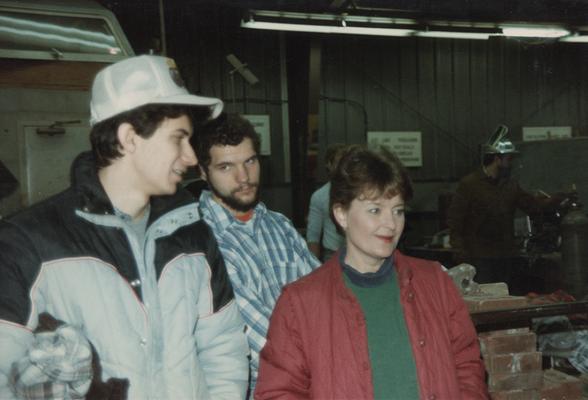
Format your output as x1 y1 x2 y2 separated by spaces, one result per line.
21 120 90 206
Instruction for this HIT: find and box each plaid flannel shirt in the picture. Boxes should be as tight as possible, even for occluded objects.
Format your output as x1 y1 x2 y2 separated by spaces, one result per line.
9 324 93 400
198 191 320 392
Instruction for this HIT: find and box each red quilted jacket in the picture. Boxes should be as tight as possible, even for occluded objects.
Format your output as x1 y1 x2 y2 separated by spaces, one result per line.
255 250 488 400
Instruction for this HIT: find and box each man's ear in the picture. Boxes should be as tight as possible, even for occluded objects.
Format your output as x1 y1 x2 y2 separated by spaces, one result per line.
198 165 208 181
332 204 348 232
116 123 137 154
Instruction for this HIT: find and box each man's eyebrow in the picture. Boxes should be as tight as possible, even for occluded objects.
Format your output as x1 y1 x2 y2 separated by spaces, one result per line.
176 128 191 137
213 160 234 167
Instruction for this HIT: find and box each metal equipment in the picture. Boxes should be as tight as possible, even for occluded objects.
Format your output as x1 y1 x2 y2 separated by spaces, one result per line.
481 124 519 156
560 193 588 299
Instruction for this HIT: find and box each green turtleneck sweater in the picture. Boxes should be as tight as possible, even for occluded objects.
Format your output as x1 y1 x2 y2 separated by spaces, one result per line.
342 256 420 399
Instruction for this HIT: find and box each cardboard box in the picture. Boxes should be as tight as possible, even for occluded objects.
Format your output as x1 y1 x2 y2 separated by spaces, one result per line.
484 351 542 374
466 295 528 313
480 331 537 355
479 282 510 297
488 371 543 392
489 389 539 400
540 369 582 400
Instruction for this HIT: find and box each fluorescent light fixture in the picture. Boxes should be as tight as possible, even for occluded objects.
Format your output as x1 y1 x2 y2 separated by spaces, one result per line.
242 10 417 37
416 31 493 40
241 20 415 37
242 10 500 40
560 33 588 42
242 10 576 41
247 10 416 26
501 26 570 38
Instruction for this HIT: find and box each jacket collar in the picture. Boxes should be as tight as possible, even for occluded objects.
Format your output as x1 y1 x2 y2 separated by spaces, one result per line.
394 250 414 288
198 189 267 234
72 151 115 215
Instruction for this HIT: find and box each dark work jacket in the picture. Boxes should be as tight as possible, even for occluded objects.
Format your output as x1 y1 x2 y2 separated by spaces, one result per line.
448 168 543 260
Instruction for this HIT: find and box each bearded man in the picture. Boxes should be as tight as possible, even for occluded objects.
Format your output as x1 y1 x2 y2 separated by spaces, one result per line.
192 113 319 396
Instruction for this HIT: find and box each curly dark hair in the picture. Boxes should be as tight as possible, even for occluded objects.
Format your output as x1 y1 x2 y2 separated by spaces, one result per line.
192 113 261 171
90 104 211 169
329 145 413 223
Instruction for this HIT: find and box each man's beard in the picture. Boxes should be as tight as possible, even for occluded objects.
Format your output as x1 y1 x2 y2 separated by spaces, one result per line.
209 183 260 213
497 166 511 180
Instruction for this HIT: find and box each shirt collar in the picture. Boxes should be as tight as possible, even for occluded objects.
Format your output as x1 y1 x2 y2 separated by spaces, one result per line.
199 189 267 232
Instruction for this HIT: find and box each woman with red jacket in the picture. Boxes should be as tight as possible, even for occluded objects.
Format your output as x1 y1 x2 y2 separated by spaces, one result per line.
255 146 488 400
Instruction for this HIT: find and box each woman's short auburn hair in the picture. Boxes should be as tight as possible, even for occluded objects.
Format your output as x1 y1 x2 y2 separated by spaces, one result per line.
329 145 413 217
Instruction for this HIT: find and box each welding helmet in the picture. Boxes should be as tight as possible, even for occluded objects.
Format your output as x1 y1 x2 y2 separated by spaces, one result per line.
481 124 519 155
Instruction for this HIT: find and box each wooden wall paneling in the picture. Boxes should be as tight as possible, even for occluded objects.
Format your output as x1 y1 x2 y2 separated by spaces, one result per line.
0 60 103 90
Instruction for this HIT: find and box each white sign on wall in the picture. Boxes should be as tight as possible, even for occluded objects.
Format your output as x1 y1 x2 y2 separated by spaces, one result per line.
522 126 572 141
367 131 422 167
243 114 271 155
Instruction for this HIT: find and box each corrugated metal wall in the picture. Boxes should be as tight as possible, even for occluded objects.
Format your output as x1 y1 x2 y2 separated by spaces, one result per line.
166 6 288 187
164 5 588 185
319 36 588 182
160 4 588 218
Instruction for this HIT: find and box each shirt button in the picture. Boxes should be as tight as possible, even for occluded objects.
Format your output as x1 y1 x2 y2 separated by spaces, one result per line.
428 394 436 400
140 338 147 346
407 292 415 301
419 339 426 347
